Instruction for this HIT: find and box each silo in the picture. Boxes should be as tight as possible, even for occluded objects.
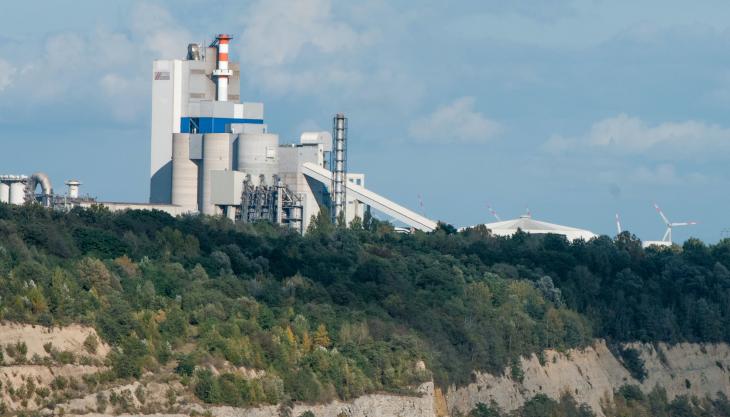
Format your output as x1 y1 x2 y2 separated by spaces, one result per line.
9 182 25 205
0 182 9 203
237 133 279 186
171 133 199 211
201 133 231 215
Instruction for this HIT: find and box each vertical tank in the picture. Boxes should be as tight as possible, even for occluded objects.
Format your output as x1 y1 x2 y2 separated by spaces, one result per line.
201 133 232 215
9 182 25 205
237 133 279 186
171 133 199 212
0 183 9 203
65 180 81 199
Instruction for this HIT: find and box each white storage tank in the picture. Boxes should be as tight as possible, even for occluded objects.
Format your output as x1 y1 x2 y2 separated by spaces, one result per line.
9 182 25 205
201 133 232 215
65 180 81 199
0 182 9 203
237 133 279 186
171 133 199 212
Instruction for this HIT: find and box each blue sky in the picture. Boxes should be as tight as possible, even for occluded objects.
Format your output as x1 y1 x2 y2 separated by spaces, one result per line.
1 0 729 242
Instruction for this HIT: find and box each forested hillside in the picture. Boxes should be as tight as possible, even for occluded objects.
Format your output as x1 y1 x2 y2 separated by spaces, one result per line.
1 203 730 413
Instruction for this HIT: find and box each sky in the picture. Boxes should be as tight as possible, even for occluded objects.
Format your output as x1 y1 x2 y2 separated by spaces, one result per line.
1 0 730 242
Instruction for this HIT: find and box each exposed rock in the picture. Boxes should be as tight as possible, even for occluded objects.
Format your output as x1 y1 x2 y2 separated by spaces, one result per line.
47 340 730 417
446 340 730 417
0 322 109 360
211 382 434 417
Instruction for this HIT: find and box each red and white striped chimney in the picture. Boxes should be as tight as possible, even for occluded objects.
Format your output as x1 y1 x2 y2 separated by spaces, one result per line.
213 34 233 102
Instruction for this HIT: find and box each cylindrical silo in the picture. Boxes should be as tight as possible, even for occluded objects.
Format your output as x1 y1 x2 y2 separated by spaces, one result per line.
9 182 26 205
201 133 231 215
237 133 279 186
171 133 199 212
0 183 9 203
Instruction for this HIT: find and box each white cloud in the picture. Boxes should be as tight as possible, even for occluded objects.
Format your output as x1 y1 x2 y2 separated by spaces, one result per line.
597 163 707 186
0 59 16 92
0 1 190 122
408 97 502 144
235 0 375 95
240 0 366 67
130 2 191 59
545 114 730 157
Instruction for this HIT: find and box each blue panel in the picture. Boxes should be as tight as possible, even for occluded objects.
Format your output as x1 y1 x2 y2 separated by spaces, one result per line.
180 117 264 133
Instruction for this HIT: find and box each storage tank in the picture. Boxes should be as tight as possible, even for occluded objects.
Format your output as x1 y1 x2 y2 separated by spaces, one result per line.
9 182 25 205
171 133 199 212
65 180 81 198
0 182 9 203
237 133 279 186
201 133 232 215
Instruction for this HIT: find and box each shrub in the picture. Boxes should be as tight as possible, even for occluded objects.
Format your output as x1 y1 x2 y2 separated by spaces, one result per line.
84 334 99 354
618 347 647 382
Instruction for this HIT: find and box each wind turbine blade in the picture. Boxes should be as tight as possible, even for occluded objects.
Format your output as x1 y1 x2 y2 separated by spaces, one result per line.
654 203 671 225
671 221 698 227
615 213 622 234
487 203 501 221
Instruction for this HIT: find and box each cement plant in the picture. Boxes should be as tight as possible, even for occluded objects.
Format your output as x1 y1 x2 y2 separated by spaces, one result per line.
0 34 694 245
1 34 437 234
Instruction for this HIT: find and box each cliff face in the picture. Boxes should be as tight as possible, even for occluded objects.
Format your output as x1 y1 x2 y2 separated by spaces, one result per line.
50 339 730 417
445 340 730 416
210 382 435 417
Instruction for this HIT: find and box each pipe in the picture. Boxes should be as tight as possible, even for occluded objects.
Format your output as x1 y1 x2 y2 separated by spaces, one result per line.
29 172 53 206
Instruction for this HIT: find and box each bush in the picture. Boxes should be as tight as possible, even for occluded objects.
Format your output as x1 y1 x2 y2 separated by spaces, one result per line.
618 347 647 382
84 334 99 354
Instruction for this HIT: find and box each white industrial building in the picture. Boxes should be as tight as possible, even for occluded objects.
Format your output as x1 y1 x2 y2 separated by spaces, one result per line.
0 34 436 233
145 34 436 233
471 214 597 242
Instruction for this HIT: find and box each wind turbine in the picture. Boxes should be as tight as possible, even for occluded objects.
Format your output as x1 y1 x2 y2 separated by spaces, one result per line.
487 203 502 221
653 203 697 243
615 213 622 235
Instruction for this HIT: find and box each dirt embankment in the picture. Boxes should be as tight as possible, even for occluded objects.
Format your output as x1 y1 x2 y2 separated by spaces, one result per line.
0 322 109 412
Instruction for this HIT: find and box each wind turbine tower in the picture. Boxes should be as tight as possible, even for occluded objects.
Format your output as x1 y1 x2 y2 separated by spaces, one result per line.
642 203 697 248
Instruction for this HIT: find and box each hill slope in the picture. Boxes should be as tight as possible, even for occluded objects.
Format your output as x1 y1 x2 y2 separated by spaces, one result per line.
1 204 730 416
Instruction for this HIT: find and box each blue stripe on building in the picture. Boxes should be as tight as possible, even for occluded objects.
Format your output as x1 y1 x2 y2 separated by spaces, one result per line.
180 117 264 134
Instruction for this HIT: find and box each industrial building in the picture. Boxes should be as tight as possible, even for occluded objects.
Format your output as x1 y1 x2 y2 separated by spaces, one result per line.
0 173 91 209
0 34 435 234
144 34 436 232
466 213 597 242
0 34 618 239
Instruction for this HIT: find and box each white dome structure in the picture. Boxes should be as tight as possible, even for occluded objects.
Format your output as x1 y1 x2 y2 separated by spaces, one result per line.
476 215 597 242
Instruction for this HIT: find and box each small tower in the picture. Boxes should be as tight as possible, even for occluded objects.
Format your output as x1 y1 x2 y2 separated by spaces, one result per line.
65 180 81 199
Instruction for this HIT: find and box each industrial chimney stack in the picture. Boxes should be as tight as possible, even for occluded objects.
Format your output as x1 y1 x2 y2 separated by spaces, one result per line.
212 34 233 101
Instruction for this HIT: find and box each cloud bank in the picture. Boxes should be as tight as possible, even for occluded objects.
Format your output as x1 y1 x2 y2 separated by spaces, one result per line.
409 97 502 144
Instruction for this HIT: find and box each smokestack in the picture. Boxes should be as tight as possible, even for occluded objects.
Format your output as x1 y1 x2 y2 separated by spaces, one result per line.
212 34 233 101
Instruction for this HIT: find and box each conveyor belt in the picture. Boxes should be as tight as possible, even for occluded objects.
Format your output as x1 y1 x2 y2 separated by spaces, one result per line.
301 162 437 232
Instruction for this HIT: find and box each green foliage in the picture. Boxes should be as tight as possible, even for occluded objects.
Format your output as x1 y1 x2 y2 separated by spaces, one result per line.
468 402 505 417
83 333 98 354
616 347 647 382
467 393 595 417
2 205 730 407
605 386 730 417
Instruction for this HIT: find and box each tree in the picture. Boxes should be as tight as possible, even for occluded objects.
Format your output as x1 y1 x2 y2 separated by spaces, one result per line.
313 324 331 348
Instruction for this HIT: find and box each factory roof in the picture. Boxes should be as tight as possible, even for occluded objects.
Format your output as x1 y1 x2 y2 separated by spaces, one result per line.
479 215 597 242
